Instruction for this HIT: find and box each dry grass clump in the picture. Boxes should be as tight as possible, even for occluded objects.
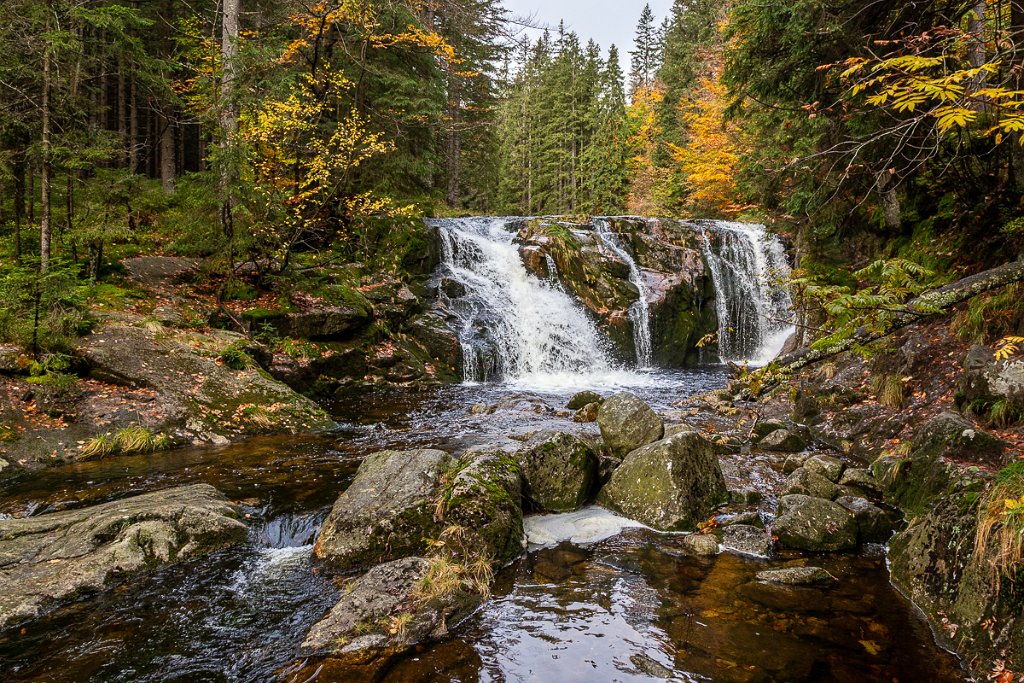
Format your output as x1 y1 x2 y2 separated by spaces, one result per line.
80 426 172 459
975 463 1024 590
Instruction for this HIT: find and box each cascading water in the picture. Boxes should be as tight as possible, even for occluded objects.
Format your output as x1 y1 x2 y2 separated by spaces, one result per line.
698 221 794 365
593 219 653 368
431 217 616 385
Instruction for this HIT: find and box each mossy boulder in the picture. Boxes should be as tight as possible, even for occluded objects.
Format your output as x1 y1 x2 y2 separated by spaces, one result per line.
757 428 808 453
912 411 1006 466
441 448 525 565
314 449 452 573
597 392 664 458
0 484 246 629
516 432 598 512
567 391 603 410
597 431 728 531
803 454 845 482
772 494 858 552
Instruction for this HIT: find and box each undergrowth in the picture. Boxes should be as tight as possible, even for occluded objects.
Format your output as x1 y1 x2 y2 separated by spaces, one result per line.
80 426 172 459
975 463 1024 591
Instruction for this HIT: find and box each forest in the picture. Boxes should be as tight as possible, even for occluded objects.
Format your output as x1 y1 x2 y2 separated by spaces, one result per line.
4 1 1024 681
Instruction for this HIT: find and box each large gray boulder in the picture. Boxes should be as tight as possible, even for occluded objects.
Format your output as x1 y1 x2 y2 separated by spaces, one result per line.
773 494 858 552
0 484 246 629
757 429 807 453
299 556 482 670
597 393 664 458
597 431 727 531
516 432 598 512
314 449 452 572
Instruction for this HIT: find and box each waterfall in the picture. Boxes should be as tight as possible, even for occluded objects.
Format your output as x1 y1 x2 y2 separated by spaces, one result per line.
698 221 794 365
593 219 653 368
431 217 616 384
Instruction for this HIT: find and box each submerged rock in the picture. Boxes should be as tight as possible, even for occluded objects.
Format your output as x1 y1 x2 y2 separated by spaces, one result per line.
314 449 451 573
597 393 664 458
721 524 773 557
756 566 834 586
772 494 858 552
680 533 720 557
516 432 598 512
299 556 482 668
597 431 727 531
0 484 246 630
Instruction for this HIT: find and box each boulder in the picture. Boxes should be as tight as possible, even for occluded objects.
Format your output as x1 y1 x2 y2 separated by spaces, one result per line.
782 453 811 474
960 344 1024 418
781 467 840 500
597 431 728 531
0 484 246 629
752 420 789 441
757 429 807 453
772 494 858 552
681 534 720 557
441 449 525 565
567 391 603 410
803 455 845 483
911 411 1005 466
516 432 598 512
314 449 452 572
299 556 482 670
756 567 834 586
838 467 882 497
721 524 773 557
572 403 601 423
597 393 664 458
835 496 897 544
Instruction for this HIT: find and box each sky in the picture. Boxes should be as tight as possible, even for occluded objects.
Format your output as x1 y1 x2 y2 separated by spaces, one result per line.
501 0 675 58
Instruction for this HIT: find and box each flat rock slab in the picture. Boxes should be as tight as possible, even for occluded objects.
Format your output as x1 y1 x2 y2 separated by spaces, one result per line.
0 484 246 630
756 566 835 586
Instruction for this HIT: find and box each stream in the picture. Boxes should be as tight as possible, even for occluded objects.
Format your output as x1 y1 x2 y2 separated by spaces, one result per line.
0 373 965 682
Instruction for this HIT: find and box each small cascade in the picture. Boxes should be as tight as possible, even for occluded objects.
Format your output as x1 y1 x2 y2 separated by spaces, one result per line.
698 221 794 365
593 219 653 368
431 217 616 384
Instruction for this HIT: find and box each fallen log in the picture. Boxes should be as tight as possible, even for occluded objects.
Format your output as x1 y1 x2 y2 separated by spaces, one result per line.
773 259 1024 373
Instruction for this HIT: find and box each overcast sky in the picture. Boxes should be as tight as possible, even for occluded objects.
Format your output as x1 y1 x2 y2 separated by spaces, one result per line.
502 0 675 58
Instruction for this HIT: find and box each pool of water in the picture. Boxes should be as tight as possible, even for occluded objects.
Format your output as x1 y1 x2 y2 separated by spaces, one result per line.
0 369 967 682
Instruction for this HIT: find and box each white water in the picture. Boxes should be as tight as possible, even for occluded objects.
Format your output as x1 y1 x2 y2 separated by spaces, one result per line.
433 217 623 388
594 219 654 368
698 221 795 366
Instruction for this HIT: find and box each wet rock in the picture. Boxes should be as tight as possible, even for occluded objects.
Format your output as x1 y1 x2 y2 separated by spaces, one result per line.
803 455 845 483
597 431 727 531
681 534 720 557
438 277 467 299
664 423 698 438
567 391 603 410
405 314 463 376
470 403 488 415
597 392 664 458
960 344 1024 421
728 488 763 506
783 453 811 474
752 420 789 440
314 449 451 572
756 567 834 586
718 510 763 527
781 467 840 500
0 484 246 629
299 557 482 669
443 448 525 565
758 429 808 453
838 467 882 497
835 496 897 544
517 432 597 512
572 402 601 423
773 494 858 552
721 524 773 557
630 653 675 679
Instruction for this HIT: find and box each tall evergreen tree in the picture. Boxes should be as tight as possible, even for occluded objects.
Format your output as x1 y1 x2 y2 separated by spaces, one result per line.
629 4 660 95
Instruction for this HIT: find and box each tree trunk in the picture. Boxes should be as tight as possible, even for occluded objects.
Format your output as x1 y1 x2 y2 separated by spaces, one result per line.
446 74 462 208
13 151 25 264
129 75 139 172
159 108 176 193
774 259 1024 373
220 0 240 240
41 2 53 271
118 59 128 167
87 240 103 281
